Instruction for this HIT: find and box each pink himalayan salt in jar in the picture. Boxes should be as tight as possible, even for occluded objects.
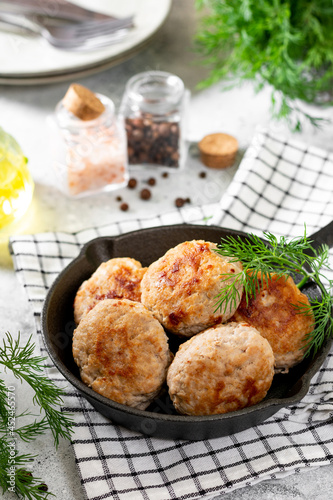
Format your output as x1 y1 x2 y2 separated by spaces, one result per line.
54 94 128 197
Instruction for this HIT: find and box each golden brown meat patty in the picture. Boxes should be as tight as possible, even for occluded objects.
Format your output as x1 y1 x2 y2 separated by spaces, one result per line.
72 299 172 410
141 240 243 337
232 273 314 373
167 322 274 416
74 257 146 324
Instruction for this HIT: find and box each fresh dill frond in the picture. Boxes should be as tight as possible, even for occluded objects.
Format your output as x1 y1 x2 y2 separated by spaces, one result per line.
297 295 333 357
0 332 74 499
214 271 245 315
0 333 73 447
195 0 333 130
215 230 333 358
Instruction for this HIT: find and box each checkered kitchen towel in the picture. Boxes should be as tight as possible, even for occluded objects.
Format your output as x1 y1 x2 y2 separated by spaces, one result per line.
10 130 333 500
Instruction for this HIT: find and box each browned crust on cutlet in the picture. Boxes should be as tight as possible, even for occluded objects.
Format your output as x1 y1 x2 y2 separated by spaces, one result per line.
232 273 314 372
74 257 146 324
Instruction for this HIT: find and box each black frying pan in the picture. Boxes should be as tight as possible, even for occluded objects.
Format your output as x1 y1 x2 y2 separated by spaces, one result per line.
41 222 333 440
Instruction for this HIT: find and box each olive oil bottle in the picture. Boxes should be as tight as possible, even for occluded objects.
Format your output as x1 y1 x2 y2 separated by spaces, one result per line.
0 127 34 231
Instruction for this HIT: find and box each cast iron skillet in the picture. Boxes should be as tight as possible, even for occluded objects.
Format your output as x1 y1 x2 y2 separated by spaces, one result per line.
41 222 333 440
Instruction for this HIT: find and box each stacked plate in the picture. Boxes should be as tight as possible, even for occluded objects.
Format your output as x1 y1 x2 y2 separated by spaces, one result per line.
0 0 171 85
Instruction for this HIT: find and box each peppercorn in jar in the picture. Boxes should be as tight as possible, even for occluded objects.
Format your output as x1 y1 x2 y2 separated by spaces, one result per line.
120 71 189 170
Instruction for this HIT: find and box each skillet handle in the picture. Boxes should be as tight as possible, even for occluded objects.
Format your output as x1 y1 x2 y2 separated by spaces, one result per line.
309 220 333 251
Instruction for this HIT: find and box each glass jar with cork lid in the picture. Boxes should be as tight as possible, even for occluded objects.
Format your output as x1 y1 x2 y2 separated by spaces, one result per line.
53 84 128 197
120 71 189 170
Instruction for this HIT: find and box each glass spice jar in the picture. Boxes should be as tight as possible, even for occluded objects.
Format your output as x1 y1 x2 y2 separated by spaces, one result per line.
53 93 128 197
120 71 189 170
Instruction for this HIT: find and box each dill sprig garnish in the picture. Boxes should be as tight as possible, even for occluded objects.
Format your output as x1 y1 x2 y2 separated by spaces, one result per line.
0 332 74 499
215 229 333 357
195 0 333 130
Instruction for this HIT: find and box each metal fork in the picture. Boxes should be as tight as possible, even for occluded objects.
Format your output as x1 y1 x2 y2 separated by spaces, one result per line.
0 12 134 50
0 0 116 22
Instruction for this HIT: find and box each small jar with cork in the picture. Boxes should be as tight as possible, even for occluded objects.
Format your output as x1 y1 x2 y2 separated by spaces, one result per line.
120 71 189 170
52 83 128 197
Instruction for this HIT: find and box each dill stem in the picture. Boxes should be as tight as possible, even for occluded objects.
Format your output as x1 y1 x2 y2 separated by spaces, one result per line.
297 275 310 289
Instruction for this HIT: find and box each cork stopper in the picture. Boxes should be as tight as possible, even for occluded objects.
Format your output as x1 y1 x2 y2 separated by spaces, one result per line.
199 133 238 169
62 83 105 121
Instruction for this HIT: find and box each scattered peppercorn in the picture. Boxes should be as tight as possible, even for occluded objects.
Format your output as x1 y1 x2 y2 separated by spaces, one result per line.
185 197 191 203
162 172 169 178
120 202 129 211
37 484 48 492
199 171 207 178
140 188 151 200
147 177 156 186
127 177 137 189
116 196 122 202
175 197 185 208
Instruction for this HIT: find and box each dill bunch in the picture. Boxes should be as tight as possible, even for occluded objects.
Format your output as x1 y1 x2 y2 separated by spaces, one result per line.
0 333 74 499
215 230 333 357
195 0 333 130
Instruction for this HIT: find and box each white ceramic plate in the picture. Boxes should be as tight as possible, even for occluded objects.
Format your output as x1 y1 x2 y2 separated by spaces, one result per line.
0 0 171 84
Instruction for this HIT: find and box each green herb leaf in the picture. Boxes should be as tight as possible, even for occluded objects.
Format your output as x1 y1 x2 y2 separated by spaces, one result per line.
195 0 333 130
0 333 74 499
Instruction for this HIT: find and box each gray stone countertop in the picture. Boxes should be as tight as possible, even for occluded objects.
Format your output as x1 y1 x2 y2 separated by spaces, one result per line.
1 1 333 499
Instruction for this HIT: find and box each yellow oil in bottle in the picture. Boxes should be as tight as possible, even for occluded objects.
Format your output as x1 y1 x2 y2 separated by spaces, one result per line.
0 128 34 231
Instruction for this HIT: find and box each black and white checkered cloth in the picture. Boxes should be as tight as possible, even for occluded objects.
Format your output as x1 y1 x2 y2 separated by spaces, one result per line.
10 130 333 500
